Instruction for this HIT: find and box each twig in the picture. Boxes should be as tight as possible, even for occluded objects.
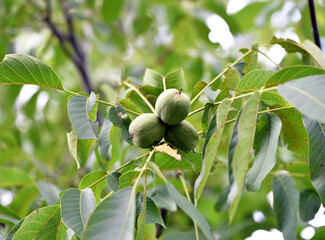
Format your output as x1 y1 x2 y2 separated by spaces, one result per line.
308 0 322 49
41 0 93 93
190 49 253 105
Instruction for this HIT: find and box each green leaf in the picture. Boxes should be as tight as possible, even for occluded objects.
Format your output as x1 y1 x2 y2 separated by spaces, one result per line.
303 116 325 206
5 219 23 240
61 188 96 237
108 103 132 144
224 67 240 91
79 170 107 204
262 66 325 106
155 152 192 171
264 65 325 87
272 174 299 240
119 98 142 120
151 185 177 212
37 181 61 206
0 204 20 221
299 189 321 222
166 181 215 240
0 168 34 187
138 197 165 227
278 74 325 122
240 47 258 74
228 91 260 222
98 118 112 161
0 215 19 226
271 37 325 69
272 106 308 159
119 170 140 189
68 92 99 140
83 188 135 240
245 113 282 191
67 131 95 169
12 205 66 240
194 99 231 202
102 0 124 23
10 186 39 218
191 81 207 105
143 68 185 90
0 54 64 90
136 212 145 240
235 69 274 95
106 172 121 192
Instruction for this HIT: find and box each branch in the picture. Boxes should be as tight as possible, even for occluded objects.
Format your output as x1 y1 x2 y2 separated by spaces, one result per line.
308 0 322 49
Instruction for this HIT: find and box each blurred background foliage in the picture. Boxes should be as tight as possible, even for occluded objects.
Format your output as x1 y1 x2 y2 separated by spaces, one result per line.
0 0 325 239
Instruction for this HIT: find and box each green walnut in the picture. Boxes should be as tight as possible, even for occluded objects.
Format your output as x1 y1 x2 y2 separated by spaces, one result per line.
165 120 198 153
155 88 190 125
129 113 166 148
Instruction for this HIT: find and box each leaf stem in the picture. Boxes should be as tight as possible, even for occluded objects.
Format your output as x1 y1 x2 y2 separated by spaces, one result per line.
131 150 156 196
187 86 278 117
163 76 167 91
123 81 157 114
255 49 282 70
224 106 293 125
178 172 199 240
190 49 253 105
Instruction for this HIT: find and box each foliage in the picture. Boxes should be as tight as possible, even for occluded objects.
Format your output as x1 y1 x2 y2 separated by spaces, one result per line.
1 1 325 240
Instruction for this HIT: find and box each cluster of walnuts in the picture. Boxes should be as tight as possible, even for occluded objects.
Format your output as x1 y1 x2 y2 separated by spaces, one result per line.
129 89 199 153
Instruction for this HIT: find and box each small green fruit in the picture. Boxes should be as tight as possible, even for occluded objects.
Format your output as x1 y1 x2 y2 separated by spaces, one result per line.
165 120 198 153
129 113 166 148
155 88 190 125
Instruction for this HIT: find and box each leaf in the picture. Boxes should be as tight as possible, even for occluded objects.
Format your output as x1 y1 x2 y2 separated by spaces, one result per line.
312 226 325 240
0 168 33 187
37 181 61 205
67 131 95 169
119 170 140 189
151 186 177 212
194 99 231 202
299 189 321 222
272 106 308 159
12 205 66 240
270 37 325 69
98 117 112 161
272 174 299 240
143 68 185 90
102 0 124 23
278 74 325 122
108 103 132 144
119 98 142 120
61 188 96 237
224 67 240 91
0 54 64 90
191 81 207 100
83 188 135 240
154 143 181 161
136 212 145 240
235 69 274 95
303 116 325 206
204 88 221 102
264 65 325 87
109 126 122 165
228 91 260 222
5 219 23 240
68 92 99 140
0 204 20 221
79 170 107 204
154 152 192 171
201 103 213 134
145 197 165 227
107 172 122 192
10 186 39 218
245 113 282 191
166 181 215 240
240 47 258 73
